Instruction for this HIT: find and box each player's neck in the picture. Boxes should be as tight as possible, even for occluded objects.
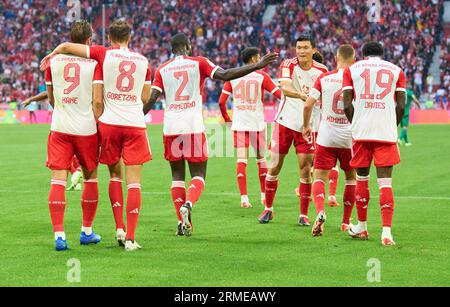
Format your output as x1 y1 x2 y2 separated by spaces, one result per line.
111 42 128 48
298 59 312 70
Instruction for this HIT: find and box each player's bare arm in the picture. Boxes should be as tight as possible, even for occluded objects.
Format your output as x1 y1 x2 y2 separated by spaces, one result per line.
45 85 55 108
413 94 421 108
302 96 317 138
343 89 354 123
143 88 162 115
22 91 48 107
395 91 406 126
279 80 308 100
212 51 278 81
92 84 104 120
40 43 88 71
141 84 151 107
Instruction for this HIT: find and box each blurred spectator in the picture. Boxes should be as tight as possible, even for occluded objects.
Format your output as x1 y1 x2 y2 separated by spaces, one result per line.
0 0 444 110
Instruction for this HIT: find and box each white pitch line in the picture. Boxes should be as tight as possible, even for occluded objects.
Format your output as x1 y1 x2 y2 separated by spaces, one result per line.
1 190 450 201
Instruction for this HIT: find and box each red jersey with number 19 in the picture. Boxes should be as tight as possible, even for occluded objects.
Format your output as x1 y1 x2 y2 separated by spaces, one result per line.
152 55 220 136
342 56 406 143
87 45 152 128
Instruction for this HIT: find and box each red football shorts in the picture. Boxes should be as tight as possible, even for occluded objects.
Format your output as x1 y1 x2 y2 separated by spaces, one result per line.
350 141 400 168
98 122 152 166
233 130 266 152
46 131 99 172
269 122 315 155
314 144 353 171
163 133 208 163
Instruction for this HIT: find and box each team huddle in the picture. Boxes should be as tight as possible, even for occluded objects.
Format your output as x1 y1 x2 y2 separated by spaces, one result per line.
37 19 405 251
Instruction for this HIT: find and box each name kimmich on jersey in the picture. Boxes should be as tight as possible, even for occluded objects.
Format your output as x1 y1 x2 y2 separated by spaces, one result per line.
152 55 220 136
276 57 328 132
87 45 152 128
45 54 102 135
342 56 406 143
222 71 279 132
309 69 352 148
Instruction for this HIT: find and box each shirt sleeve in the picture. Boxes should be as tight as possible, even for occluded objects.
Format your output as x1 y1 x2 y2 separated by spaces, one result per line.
199 57 221 79
221 81 232 95
309 75 322 100
44 67 52 85
144 64 152 85
396 70 406 92
151 68 164 93
87 45 107 66
278 60 294 82
342 67 354 91
92 63 103 84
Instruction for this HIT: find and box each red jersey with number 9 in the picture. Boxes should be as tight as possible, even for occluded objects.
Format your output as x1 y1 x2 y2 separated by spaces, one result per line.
342 56 406 143
45 54 102 135
152 55 220 136
87 45 152 128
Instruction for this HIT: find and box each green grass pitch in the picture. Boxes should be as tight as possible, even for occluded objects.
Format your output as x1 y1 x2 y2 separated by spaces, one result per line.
1 124 449 286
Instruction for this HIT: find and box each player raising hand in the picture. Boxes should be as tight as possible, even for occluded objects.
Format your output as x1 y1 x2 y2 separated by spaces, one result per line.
42 20 153 251
144 33 278 236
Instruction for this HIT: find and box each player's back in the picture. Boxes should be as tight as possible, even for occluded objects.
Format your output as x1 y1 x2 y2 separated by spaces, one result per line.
154 55 219 135
314 69 351 148
90 46 151 128
46 54 100 135
228 71 272 132
343 56 405 143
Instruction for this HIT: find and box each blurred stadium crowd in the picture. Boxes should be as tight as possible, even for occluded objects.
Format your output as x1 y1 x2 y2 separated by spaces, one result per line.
0 0 447 109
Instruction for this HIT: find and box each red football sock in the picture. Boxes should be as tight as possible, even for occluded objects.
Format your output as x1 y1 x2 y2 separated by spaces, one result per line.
355 176 370 222
186 176 205 207
264 175 278 209
126 183 141 241
81 179 98 227
171 181 185 222
236 159 248 196
49 179 67 232
312 179 326 214
256 158 268 194
343 180 356 224
329 167 339 197
109 178 125 231
300 179 312 216
378 178 394 227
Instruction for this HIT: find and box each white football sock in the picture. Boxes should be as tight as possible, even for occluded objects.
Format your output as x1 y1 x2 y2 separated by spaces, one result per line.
55 231 66 240
82 226 92 235
241 195 249 204
260 192 265 201
382 227 392 238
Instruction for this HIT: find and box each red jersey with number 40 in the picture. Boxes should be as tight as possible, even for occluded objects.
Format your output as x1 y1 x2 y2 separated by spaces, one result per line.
222 71 280 132
152 55 220 136
87 45 152 128
310 69 352 148
342 56 406 143
45 54 102 135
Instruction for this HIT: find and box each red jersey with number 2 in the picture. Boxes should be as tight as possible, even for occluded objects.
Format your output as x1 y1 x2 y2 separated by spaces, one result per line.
152 55 220 136
87 45 152 128
342 56 406 143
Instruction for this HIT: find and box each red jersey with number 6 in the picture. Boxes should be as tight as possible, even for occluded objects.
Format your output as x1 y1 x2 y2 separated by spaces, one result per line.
87 45 152 128
152 55 220 136
45 54 102 135
342 56 406 143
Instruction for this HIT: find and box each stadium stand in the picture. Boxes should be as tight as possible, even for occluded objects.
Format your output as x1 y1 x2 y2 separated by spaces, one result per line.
0 0 445 109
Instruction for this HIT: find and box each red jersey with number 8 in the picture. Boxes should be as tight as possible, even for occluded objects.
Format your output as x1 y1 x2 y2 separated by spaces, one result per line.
342 56 406 143
152 55 220 135
87 45 152 128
